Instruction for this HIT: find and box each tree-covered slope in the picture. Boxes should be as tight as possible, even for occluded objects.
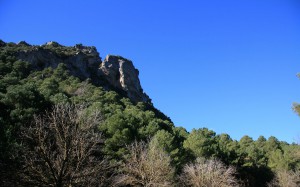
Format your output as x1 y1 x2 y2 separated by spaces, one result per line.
1 40 300 187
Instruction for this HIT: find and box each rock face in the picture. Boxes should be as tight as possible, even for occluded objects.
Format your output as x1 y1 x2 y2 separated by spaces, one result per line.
100 55 149 103
16 43 101 82
1 40 150 103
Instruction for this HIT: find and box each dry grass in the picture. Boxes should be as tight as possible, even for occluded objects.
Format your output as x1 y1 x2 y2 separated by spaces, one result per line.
179 157 239 187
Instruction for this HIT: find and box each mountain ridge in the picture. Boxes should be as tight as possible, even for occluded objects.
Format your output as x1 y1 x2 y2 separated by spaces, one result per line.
0 40 150 103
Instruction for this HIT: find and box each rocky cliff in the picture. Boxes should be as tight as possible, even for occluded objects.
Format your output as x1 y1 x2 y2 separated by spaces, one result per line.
0 40 150 103
100 55 149 103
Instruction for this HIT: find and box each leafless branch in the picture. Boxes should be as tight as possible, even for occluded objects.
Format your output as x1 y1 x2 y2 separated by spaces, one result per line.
113 140 175 187
179 157 240 187
20 104 113 187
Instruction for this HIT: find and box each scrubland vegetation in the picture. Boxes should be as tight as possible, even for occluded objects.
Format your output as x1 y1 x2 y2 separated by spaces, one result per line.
1 43 300 186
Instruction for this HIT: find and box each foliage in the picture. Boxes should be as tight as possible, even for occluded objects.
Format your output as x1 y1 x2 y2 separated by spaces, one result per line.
183 128 218 158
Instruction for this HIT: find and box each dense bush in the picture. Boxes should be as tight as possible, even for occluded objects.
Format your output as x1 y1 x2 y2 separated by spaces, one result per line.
113 140 175 187
179 157 239 187
267 169 300 187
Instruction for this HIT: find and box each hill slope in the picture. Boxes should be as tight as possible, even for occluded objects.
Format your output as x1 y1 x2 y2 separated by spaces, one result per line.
1 40 300 187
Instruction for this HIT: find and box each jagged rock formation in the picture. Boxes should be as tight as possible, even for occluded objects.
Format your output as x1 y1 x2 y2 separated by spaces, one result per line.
0 40 150 103
100 55 149 103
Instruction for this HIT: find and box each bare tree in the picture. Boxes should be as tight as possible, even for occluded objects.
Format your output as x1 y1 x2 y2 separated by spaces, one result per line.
20 104 113 187
267 169 300 187
113 140 175 187
179 157 239 187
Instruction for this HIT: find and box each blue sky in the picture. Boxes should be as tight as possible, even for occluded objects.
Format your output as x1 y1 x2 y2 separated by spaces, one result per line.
1 0 300 143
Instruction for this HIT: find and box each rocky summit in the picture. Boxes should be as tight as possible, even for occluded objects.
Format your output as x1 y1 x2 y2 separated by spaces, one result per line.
0 40 150 103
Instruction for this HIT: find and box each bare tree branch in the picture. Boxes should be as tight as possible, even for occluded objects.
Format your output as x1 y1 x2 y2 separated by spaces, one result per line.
179 157 239 187
20 104 114 187
113 140 175 187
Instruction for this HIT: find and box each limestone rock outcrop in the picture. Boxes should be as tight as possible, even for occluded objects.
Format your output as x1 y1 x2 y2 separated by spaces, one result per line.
100 55 149 103
1 40 150 103
16 42 101 81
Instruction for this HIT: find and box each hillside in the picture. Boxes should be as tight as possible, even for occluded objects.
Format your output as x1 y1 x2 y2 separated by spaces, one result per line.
1 40 300 187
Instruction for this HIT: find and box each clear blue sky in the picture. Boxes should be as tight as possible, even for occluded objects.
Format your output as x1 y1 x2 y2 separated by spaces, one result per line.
1 0 300 143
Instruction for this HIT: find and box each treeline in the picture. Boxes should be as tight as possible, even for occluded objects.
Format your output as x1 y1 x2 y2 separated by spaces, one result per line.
1 44 300 186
